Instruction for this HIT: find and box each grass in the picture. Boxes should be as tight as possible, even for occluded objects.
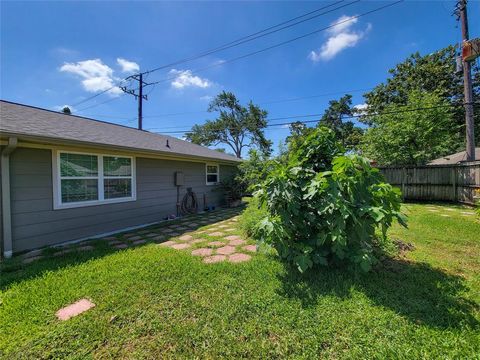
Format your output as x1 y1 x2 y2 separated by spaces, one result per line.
1 203 479 359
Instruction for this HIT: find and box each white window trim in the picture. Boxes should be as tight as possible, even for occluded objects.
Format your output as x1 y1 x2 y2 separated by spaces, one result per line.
52 150 136 210
205 163 220 186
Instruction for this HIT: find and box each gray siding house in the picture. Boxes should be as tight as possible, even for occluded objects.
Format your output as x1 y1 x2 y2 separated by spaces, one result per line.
0 100 241 257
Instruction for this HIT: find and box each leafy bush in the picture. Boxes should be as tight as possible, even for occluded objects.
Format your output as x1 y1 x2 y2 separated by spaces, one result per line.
253 127 407 273
218 176 245 202
238 197 268 238
237 148 275 193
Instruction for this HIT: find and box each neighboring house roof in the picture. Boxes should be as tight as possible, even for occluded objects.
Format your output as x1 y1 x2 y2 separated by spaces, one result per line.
428 148 480 165
0 100 240 163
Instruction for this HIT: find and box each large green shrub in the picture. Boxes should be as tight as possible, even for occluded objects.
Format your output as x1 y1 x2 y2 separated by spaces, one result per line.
254 127 406 273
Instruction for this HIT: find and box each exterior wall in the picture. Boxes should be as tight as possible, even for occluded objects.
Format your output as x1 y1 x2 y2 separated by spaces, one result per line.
10 147 238 252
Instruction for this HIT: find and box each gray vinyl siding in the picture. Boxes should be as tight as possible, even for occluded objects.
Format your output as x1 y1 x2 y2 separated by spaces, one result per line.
10 147 238 252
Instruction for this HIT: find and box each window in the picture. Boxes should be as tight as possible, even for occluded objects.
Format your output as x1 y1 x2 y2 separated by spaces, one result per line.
54 151 135 209
206 164 219 185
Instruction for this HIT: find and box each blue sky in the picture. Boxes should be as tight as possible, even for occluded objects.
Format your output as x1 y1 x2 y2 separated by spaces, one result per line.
2 0 479 156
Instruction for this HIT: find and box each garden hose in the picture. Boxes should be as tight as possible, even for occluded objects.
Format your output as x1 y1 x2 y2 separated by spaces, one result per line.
180 187 198 215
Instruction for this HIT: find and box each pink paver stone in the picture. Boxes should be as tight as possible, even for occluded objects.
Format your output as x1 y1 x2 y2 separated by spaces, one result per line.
109 240 123 246
114 243 128 249
152 235 165 242
191 248 213 256
159 240 178 247
229 239 246 246
56 299 95 321
208 232 225 237
190 239 205 244
216 245 236 255
228 253 251 263
22 249 43 259
128 235 142 241
187 222 199 227
203 255 227 264
224 228 236 232
179 235 193 241
208 241 225 247
224 235 242 241
171 243 191 250
218 225 229 228
77 245 94 251
243 245 257 252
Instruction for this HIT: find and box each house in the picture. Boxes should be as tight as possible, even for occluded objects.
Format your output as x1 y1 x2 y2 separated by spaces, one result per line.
428 148 480 165
0 100 241 258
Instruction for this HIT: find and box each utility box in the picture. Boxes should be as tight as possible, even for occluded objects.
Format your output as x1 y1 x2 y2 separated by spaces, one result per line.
174 171 184 186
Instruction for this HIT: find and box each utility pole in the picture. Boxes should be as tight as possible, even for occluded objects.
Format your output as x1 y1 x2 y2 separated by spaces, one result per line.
457 0 476 161
121 73 150 130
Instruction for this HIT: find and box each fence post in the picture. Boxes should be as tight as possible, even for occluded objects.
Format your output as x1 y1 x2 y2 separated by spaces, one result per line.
401 167 406 201
452 166 457 202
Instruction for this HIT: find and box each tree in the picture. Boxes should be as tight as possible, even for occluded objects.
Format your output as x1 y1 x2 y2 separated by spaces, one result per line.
62 106 71 115
318 94 364 151
362 46 480 144
237 148 274 193
361 90 459 165
186 91 272 158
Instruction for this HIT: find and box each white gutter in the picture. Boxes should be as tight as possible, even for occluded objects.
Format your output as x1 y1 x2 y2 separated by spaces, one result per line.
1 137 17 258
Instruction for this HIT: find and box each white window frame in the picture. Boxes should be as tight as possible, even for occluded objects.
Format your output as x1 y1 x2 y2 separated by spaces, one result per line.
205 163 220 186
52 150 136 210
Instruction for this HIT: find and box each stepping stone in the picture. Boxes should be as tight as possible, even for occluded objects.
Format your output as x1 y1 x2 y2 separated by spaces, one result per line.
102 236 118 241
191 239 205 244
56 299 95 321
114 244 128 249
171 243 191 250
177 226 189 231
138 230 149 234
461 211 474 215
179 235 193 241
146 233 159 237
169 232 181 237
22 249 43 259
229 239 246 246
128 235 142 241
440 214 450 217
132 239 147 246
159 240 177 247
23 256 42 264
203 255 227 264
445 208 455 212
216 245 236 255
162 228 175 233
228 253 251 263
77 245 94 251
224 235 242 241
208 241 225 247
224 228 236 232
428 209 439 212
191 248 213 256
196 230 207 234
218 224 229 228
243 245 257 252
123 233 135 237
208 232 225 237
169 225 182 229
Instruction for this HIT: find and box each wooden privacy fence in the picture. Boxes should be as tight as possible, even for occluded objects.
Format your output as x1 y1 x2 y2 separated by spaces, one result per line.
378 162 480 204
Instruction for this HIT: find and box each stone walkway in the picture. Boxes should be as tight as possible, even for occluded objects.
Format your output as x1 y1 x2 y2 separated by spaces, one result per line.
19 207 257 265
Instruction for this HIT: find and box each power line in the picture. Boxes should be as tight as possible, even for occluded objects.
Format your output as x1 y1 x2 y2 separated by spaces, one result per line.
148 101 476 134
72 1 403 114
147 1 404 88
141 0 357 75
69 1 354 110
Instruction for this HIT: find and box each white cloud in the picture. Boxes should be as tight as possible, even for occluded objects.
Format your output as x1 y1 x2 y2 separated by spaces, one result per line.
60 59 122 95
168 69 211 89
353 103 368 115
117 58 140 73
309 15 371 62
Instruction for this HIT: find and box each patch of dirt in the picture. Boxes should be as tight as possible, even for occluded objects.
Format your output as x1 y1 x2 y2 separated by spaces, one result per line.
393 239 415 253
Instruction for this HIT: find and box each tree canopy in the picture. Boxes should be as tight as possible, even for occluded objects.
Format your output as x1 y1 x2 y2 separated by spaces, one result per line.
361 90 459 165
186 91 272 158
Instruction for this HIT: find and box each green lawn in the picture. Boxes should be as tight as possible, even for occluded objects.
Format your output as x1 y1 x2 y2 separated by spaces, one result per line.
1 204 479 359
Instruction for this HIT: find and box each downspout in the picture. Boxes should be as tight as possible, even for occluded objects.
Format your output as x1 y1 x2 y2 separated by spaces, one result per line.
1 137 17 258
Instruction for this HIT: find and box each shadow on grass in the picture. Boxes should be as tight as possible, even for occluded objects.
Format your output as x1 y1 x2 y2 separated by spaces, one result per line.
276 258 479 330
0 207 243 291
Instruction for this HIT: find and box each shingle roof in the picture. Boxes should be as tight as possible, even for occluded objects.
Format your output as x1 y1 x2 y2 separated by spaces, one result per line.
0 100 240 163
428 148 480 165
